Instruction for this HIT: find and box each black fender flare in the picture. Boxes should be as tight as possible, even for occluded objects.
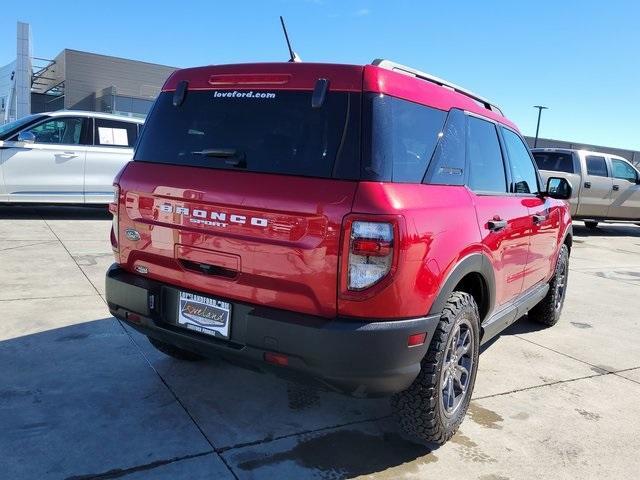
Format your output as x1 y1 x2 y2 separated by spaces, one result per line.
561 224 573 253
427 253 496 320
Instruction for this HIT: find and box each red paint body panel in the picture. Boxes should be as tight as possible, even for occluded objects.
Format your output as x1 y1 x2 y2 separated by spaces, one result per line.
163 63 364 92
339 183 482 318
362 65 518 130
117 162 358 318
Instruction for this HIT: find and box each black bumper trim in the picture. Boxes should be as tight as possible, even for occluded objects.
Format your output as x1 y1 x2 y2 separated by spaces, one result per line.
105 264 440 397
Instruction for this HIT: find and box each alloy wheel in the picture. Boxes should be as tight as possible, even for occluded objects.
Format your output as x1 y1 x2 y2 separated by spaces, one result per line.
440 319 475 417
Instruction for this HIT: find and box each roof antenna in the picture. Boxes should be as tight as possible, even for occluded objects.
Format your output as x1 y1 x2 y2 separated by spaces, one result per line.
280 16 302 62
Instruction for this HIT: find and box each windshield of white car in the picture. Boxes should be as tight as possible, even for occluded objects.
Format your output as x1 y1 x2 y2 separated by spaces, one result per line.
0 114 45 140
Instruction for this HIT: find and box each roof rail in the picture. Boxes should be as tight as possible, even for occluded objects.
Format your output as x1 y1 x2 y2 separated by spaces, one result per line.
371 59 503 115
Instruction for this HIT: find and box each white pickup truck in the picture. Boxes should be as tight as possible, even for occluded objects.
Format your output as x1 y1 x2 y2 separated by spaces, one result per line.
532 148 640 229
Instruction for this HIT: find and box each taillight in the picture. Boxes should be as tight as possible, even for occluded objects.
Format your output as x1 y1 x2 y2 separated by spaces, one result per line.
348 221 395 291
109 184 120 254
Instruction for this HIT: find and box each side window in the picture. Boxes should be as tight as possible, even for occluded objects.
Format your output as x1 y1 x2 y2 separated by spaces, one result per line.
466 116 507 193
94 119 138 147
585 156 608 177
532 152 575 174
25 117 84 145
611 159 638 182
425 108 466 185
365 94 447 182
501 128 539 194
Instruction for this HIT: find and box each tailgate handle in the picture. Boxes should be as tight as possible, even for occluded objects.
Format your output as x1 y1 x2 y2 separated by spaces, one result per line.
179 260 238 279
175 245 240 280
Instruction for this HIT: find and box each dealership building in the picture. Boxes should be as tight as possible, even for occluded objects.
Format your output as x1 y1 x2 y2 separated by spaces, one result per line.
0 22 176 122
1 21 638 165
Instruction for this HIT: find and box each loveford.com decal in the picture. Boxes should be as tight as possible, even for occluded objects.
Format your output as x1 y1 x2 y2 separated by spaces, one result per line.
213 90 276 99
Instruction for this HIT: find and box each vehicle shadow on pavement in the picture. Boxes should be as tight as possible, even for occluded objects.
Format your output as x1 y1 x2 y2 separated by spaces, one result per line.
479 315 543 354
0 205 111 221
0 316 434 479
573 223 640 238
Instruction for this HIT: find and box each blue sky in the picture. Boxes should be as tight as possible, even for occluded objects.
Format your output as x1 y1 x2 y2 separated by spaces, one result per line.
1 0 638 150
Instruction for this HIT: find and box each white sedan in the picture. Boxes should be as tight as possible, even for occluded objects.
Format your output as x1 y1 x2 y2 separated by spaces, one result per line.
0 111 143 204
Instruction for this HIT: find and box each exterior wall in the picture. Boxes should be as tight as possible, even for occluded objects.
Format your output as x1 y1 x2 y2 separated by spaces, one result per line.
62 49 176 115
525 136 640 167
0 60 16 121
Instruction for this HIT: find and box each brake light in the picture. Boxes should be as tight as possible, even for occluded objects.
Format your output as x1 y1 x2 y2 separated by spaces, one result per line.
348 221 395 291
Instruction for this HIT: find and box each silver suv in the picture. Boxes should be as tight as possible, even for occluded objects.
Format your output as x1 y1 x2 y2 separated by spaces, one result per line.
0 111 143 204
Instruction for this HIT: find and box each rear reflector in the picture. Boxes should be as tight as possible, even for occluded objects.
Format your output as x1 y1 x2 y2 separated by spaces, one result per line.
407 332 427 347
352 238 392 257
264 352 289 366
126 312 141 324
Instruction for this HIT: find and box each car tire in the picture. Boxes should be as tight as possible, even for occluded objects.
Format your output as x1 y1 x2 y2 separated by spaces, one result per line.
147 337 206 361
392 291 480 445
528 244 569 327
584 221 599 229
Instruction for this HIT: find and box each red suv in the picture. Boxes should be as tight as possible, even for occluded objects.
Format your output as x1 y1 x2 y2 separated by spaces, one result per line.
106 59 573 444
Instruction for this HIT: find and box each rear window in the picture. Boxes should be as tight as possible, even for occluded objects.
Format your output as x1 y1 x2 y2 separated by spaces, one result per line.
362 94 447 182
533 152 575 173
134 90 360 179
94 118 138 147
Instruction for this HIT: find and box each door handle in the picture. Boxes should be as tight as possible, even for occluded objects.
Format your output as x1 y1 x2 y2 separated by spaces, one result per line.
584 181 591 188
487 219 507 232
532 214 547 224
612 184 620 191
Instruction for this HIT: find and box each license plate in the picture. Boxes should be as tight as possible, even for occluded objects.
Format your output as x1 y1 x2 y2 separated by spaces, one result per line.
177 292 231 339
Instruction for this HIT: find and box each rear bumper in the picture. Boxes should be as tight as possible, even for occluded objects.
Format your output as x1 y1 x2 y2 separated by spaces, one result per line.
105 264 439 397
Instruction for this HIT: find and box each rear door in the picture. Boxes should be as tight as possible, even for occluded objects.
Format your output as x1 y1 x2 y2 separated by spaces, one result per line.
466 115 530 308
1 116 89 203
607 157 640 220
116 74 362 318
84 117 138 203
576 154 613 218
502 128 560 291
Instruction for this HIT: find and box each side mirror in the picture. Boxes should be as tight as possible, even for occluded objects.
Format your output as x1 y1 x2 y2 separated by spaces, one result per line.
546 177 572 200
17 131 36 143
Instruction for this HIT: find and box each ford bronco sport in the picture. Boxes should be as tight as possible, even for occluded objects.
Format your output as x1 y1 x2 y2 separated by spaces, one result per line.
105 59 573 444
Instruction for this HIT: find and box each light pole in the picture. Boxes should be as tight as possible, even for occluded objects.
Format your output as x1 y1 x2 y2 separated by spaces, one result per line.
533 105 548 148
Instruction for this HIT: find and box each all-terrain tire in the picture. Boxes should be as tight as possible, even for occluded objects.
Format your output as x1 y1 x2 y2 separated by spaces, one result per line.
148 337 206 361
392 291 480 445
584 221 599 229
528 244 569 327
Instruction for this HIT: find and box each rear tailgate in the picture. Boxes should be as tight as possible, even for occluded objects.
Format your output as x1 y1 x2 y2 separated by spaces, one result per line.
117 164 357 318
115 64 364 318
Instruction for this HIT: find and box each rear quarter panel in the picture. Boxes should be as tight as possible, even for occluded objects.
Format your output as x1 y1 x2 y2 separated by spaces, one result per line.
339 183 482 319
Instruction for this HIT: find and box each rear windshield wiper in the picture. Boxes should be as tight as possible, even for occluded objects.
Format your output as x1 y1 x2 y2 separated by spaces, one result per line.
191 148 246 168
